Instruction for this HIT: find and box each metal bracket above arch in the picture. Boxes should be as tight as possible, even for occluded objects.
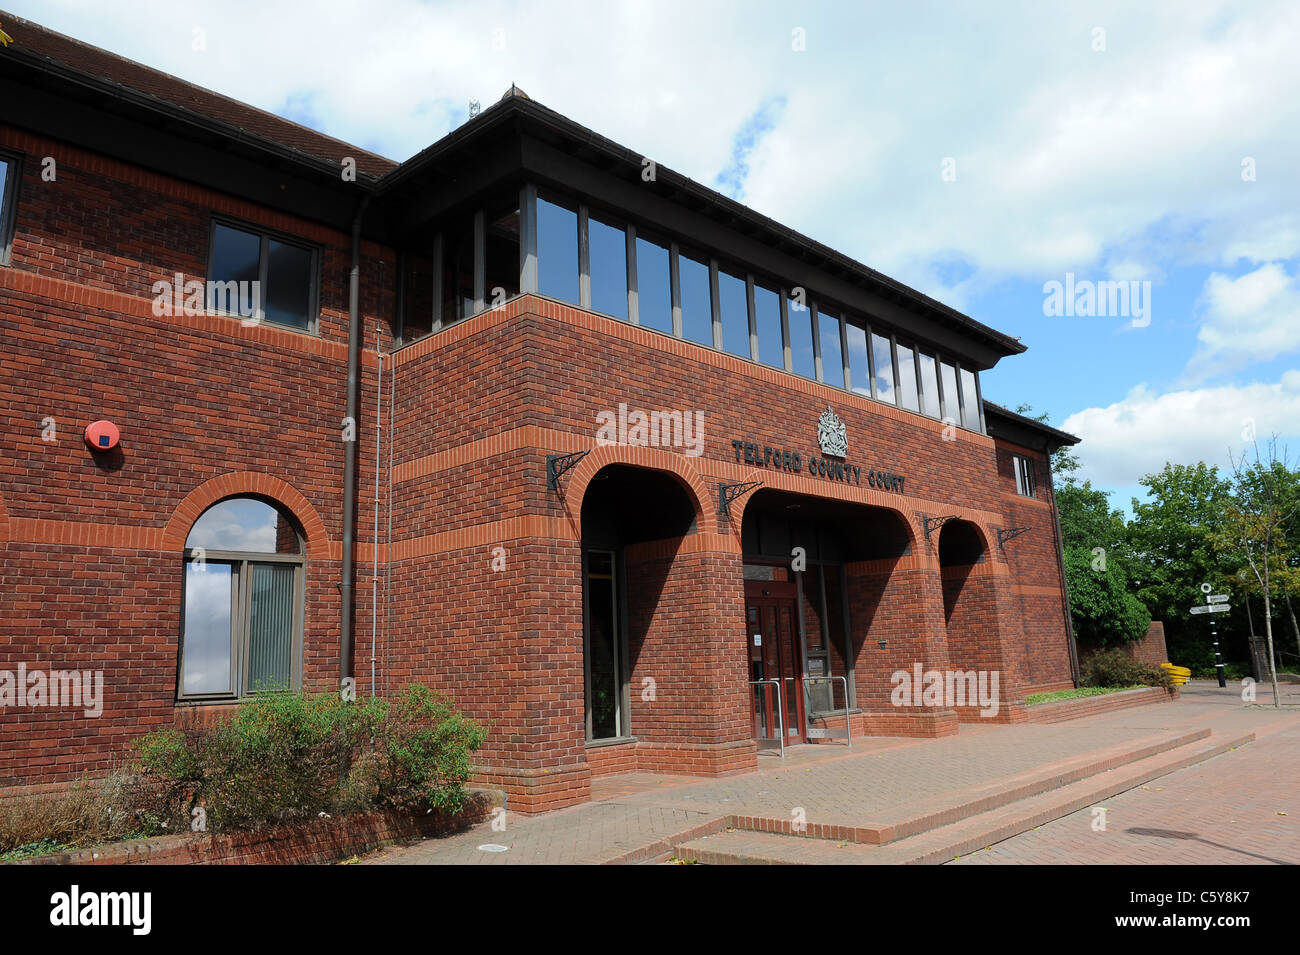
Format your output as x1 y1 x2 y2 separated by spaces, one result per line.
546 450 590 491
718 480 762 518
921 513 959 543
997 526 1031 548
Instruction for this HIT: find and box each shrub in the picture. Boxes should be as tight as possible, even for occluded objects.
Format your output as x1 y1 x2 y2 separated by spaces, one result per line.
130 684 483 832
0 769 147 856
1079 649 1172 690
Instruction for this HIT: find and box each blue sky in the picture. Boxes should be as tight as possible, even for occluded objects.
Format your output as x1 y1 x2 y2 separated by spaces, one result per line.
11 0 1299 514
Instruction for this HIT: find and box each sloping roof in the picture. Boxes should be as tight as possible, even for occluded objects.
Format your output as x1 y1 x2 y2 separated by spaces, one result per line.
984 400 1081 452
0 10 1028 361
0 11 397 178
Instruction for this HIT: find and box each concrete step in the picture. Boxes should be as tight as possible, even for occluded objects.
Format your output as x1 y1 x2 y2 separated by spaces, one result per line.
723 726 1214 846
669 730 1255 864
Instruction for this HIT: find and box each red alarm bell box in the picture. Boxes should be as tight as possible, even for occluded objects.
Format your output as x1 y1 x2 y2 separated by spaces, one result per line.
84 419 120 451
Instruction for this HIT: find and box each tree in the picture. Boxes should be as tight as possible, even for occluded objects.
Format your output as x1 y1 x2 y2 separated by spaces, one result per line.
1062 546 1151 647
1214 438 1300 707
1125 463 1235 646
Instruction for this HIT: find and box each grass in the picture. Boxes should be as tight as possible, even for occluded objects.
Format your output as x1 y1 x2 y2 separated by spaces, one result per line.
0 772 150 859
1025 685 1147 705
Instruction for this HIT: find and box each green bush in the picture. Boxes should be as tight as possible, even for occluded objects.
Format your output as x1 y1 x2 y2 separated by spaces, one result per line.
131 685 484 832
1079 649 1172 690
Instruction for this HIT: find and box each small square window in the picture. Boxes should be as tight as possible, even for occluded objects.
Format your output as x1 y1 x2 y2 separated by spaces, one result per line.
0 153 22 266
1013 454 1037 497
208 220 318 330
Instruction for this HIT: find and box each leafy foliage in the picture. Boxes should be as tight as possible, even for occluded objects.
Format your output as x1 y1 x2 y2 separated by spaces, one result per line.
133 685 484 831
1063 546 1151 646
1078 649 1171 689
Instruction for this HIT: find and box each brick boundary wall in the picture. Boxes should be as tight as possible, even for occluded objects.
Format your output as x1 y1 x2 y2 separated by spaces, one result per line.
1025 686 1177 724
1121 621 1169 667
10 796 497 866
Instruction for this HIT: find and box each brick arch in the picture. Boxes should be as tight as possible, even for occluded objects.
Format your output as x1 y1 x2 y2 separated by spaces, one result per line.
563 444 709 538
728 465 920 555
937 516 993 568
162 471 331 560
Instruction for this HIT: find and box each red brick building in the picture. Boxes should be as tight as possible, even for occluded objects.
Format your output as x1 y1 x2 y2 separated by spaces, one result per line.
0 15 1079 811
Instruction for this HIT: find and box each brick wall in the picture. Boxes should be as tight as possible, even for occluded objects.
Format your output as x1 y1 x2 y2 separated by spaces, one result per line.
0 123 1077 811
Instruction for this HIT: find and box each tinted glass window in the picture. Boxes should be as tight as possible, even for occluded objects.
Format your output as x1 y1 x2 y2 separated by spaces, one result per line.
679 252 712 346
589 215 628 319
897 343 920 412
265 239 313 329
940 360 961 423
186 498 301 554
538 197 579 304
960 367 981 430
872 332 895 404
845 321 870 396
918 351 940 417
485 199 520 307
789 296 815 379
754 284 783 369
401 251 434 340
441 216 475 324
635 236 672 333
718 268 749 357
819 309 844 387
210 224 260 290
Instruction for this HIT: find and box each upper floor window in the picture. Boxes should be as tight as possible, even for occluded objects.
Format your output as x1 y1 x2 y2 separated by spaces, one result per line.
588 213 628 320
208 221 318 331
678 250 713 346
718 267 750 358
635 234 673 333
538 195 579 305
0 153 21 266
1013 454 1036 498
181 496 305 700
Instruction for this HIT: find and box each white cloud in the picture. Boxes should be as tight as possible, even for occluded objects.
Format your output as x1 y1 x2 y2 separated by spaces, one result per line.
9 0 1300 319
1182 262 1300 382
1062 371 1300 486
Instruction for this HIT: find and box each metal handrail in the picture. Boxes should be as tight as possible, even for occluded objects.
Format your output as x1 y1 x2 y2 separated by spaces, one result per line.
749 678 785 758
802 675 852 747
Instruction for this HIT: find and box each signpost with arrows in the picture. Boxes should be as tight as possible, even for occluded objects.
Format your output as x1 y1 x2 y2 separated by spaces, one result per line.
1194 582 1229 687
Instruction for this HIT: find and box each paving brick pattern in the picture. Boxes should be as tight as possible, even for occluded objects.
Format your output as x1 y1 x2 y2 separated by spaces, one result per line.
951 720 1299 864
364 684 1300 865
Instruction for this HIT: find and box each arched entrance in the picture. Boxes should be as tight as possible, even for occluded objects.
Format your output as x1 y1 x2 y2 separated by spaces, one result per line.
739 488 913 746
579 464 698 742
938 518 1005 684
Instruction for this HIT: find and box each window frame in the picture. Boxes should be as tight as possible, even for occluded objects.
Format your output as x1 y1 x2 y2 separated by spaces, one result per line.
0 151 23 266
582 546 631 742
206 217 322 334
178 501 307 702
1013 453 1037 498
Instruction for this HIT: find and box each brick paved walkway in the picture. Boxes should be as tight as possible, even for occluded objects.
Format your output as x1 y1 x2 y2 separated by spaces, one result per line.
951 700 1300 865
362 682 1300 865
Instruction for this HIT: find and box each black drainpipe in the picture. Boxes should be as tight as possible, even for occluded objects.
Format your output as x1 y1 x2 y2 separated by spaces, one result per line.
341 195 370 684
1045 442 1080 686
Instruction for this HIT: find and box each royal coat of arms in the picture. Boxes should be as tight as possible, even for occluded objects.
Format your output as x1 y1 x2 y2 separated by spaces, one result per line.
817 407 848 458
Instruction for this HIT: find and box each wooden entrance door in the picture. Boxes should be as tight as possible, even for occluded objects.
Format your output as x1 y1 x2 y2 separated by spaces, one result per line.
744 581 806 745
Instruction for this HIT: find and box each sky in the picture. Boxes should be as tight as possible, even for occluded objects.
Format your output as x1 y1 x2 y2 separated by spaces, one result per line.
10 0 1299 514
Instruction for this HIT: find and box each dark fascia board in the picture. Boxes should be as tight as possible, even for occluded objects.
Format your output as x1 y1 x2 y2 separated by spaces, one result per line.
379 94 1027 364
0 47 381 234
984 400 1080 454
